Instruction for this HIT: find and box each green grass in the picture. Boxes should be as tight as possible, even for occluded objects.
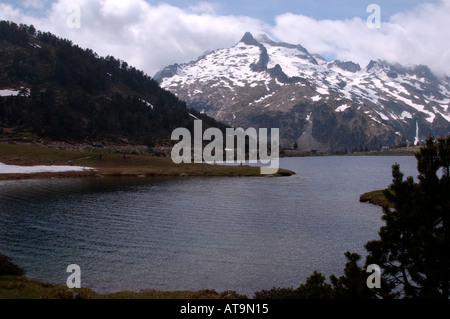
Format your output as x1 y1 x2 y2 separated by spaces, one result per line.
0 143 295 178
0 276 247 299
0 275 97 299
360 189 393 208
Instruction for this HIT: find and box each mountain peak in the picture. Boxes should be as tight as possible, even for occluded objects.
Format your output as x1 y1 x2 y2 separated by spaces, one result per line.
254 33 274 44
328 60 361 73
366 59 385 71
240 32 260 46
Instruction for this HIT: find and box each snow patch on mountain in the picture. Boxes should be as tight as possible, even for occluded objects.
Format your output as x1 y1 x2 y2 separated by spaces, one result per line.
335 104 351 112
139 98 154 109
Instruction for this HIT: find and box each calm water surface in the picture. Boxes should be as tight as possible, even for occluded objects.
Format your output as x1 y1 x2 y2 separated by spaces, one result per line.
0 156 418 296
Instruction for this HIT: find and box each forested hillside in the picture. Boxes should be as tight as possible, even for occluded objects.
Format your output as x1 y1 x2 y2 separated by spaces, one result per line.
0 21 224 146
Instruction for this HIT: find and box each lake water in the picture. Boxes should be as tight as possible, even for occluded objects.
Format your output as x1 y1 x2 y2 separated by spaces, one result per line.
0 156 418 296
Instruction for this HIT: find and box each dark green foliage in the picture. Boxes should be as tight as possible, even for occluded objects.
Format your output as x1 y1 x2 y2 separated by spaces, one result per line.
254 271 334 299
295 271 334 299
365 135 450 298
253 286 298 299
0 253 25 276
329 252 377 299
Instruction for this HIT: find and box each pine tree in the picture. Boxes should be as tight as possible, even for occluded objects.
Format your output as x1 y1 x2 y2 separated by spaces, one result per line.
329 252 376 299
294 271 334 299
365 135 450 298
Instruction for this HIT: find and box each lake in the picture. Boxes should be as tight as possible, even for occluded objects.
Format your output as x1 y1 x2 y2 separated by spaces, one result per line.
0 156 419 296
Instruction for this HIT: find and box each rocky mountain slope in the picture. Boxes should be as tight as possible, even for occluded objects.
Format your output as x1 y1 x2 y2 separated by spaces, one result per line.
156 32 450 152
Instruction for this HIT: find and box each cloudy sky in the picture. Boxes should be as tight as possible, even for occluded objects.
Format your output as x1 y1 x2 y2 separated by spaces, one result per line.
1 0 449 77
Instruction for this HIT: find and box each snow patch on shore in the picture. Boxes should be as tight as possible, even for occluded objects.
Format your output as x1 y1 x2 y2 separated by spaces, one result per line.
0 162 95 174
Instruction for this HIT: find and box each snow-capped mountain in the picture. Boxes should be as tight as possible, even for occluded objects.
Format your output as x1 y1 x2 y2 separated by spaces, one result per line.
155 32 450 151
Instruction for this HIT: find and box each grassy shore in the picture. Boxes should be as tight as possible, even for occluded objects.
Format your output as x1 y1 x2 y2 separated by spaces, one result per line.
359 189 393 208
280 146 419 157
348 147 418 157
0 253 246 299
0 143 294 180
0 275 247 299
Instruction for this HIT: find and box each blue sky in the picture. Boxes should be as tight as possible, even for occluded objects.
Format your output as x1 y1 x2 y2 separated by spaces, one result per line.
3 0 440 22
162 0 435 22
0 0 449 76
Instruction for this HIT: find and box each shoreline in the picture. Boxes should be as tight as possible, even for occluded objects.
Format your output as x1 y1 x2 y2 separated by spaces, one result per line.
280 147 418 157
0 143 295 180
0 273 248 299
0 253 248 299
0 141 417 181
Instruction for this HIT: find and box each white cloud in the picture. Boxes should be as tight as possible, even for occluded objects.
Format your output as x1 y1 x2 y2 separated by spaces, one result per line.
187 1 220 15
0 0 267 76
0 0 449 77
270 0 450 76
